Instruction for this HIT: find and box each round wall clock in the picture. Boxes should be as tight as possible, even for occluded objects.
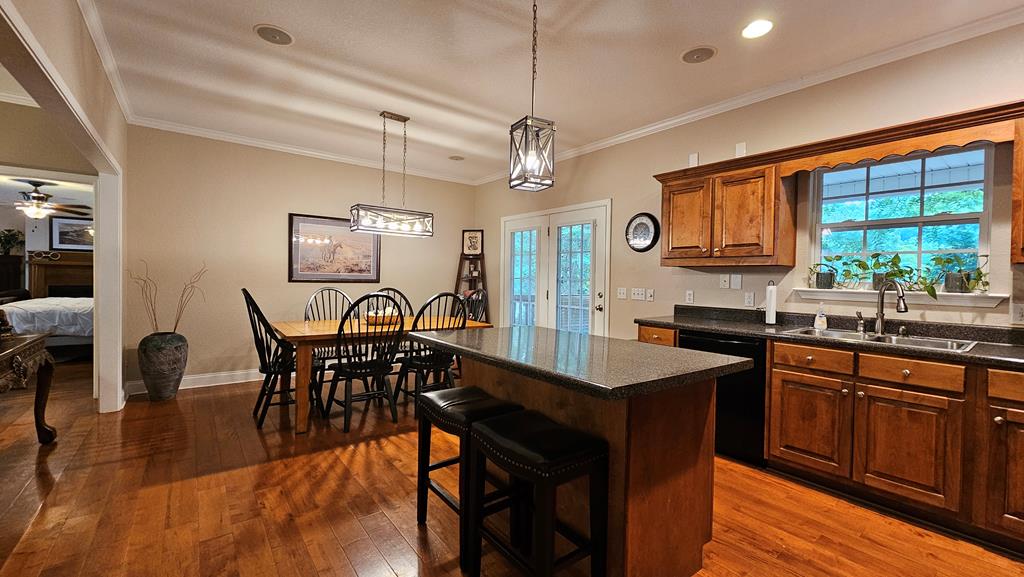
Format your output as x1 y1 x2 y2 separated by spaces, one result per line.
625 212 660 252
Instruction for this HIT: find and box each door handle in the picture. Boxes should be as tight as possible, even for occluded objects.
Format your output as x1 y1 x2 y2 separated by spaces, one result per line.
595 304 604 312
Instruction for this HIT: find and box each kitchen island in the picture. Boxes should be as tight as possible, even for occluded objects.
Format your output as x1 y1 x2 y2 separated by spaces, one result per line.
408 326 752 577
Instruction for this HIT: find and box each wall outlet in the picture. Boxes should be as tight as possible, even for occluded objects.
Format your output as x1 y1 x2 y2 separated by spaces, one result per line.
688 152 699 167
730 273 742 290
1013 302 1024 324
616 287 627 300
630 288 646 301
744 291 755 307
645 288 655 302
735 142 747 157
719 274 731 289
685 289 694 304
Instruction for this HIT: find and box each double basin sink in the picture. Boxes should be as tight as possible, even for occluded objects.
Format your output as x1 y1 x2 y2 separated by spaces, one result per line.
783 327 978 353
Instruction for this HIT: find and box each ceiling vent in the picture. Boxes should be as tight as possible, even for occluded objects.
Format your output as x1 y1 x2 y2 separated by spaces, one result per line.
254 24 293 46
681 46 716 64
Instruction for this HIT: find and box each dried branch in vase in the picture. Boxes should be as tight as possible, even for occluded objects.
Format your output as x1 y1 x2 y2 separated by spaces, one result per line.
128 261 207 334
173 265 208 333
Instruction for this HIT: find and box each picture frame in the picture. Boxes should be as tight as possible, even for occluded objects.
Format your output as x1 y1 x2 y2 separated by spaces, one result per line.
462 229 484 256
49 216 94 252
289 213 380 283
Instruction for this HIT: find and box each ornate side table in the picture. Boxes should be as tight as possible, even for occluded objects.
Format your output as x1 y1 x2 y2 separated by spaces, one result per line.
0 334 56 444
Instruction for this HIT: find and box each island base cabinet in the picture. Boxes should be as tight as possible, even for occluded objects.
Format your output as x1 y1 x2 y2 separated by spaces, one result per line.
769 370 853 477
853 384 963 512
987 406 1024 537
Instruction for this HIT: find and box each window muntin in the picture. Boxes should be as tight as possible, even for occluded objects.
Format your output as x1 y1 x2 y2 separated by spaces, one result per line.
815 146 990 277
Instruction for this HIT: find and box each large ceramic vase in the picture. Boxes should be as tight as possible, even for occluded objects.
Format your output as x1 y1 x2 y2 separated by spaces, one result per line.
138 332 188 401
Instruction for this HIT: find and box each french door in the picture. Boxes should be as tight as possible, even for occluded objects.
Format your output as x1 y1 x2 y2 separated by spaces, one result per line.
501 201 609 336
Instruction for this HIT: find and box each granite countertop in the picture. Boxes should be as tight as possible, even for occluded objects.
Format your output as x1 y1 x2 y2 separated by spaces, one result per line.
408 326 753 400
636 306 1024 370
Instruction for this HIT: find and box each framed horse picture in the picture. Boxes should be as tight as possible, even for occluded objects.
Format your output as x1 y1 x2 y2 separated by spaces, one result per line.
288 213 380 282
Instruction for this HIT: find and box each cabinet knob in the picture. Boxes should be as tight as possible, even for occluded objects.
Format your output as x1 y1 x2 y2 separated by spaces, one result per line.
856 391 866 399
651 334 660 339
700 247 708 253
713 247 721 253
841 388 849 396
901 369 912 377
805 355 814 363
995 416 1006 425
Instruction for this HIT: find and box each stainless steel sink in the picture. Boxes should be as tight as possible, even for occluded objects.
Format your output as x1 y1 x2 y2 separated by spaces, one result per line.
783 327 977 353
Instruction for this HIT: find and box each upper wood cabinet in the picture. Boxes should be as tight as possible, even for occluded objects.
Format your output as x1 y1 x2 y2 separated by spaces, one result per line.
657 164 794 267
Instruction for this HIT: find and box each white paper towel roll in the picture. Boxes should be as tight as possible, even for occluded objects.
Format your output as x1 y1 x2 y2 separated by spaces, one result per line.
765 283 777 325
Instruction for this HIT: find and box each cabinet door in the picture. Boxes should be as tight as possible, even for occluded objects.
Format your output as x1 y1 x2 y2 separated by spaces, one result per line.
987 406 1024 537
853 384 963 511
712 166 776 258
661 177 712 259
769 369 853 477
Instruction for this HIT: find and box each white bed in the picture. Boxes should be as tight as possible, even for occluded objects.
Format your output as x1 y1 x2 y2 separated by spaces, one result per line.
0 297 94 343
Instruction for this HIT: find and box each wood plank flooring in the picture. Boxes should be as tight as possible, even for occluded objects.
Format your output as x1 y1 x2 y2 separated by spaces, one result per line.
0 363 1022 577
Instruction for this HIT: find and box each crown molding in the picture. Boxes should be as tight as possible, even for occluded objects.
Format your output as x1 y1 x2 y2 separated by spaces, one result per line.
473 5 1024 187
0 89 35 107
76 0 133 122
130 115 479 185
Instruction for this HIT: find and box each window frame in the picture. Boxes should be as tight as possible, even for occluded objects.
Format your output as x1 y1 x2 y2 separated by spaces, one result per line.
810 144 993 277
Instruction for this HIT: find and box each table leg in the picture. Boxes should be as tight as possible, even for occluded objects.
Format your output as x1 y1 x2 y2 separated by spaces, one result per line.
295 343 312 434
34 358 56 444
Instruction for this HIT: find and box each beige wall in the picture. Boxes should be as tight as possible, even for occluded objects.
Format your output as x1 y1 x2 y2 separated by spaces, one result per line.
476 24 1024 339
125 126 476 377
0 101 95 174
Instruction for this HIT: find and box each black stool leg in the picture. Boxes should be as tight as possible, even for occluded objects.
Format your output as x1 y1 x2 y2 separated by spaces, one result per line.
465 438 487 577
531 481 557 577
416 414 431 524
590 462 609 577
509 477 532 554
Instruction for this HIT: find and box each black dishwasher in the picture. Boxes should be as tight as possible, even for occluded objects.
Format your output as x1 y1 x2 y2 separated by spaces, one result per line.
678 329 766 466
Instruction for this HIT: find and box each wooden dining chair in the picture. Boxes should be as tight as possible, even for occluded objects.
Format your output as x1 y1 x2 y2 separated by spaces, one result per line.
323 292 405 432
242 288 301 428
464 288 488 322
394 292 467 414
377 287 415 318
304 287 353 407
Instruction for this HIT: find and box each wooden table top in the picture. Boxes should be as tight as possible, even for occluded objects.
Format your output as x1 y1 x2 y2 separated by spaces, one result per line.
271 317 491 342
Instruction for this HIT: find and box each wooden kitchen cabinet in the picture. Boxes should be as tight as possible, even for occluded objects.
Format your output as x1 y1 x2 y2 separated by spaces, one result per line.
656 164 795 267
638 325 676 347
853 383 963 511
986 405 1024 538
769 369 854 477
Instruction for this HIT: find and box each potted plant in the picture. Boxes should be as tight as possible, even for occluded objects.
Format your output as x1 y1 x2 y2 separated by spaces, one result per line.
0 229 25 255
929 254 989 295
129 261 207 401
846 253 913 290
809 255 844 289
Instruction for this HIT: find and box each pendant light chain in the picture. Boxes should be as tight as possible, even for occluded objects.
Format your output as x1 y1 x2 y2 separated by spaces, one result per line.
531 0 538 116
380 114 388 206
402 122 407 208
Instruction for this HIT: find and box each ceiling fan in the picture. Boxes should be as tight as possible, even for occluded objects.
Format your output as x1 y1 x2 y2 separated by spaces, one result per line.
8 179 92 219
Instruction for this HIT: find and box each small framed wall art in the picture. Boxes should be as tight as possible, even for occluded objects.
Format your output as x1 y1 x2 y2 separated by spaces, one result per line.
462 229 484 256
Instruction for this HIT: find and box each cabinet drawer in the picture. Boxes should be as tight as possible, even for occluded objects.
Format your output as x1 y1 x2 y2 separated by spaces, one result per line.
638 325 676 347
858 354 964 393
989 369 1024 403
773 342 854 374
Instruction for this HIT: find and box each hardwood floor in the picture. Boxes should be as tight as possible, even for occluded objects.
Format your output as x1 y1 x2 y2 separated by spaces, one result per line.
0 364 1022 577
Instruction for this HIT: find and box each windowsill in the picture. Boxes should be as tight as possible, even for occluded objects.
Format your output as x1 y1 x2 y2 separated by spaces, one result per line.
792 287 1008 308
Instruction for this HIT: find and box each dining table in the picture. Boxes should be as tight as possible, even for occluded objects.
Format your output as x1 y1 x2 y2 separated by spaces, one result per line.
271 317 492 433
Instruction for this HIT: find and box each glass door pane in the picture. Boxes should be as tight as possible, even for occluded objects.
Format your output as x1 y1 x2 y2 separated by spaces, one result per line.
555 222 592 334
509 228 538 326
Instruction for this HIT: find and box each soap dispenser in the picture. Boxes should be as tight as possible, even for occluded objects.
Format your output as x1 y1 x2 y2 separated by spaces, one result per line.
814 302 828 330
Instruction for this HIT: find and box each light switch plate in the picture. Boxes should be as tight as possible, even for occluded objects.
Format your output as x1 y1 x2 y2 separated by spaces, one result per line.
645 288 655 302
616 287 627 300
719 274 731 289
735 142 747 157
685 290 694 304
630 288 646 301
730 273 742 290
744 291 755 307
688 152 699 167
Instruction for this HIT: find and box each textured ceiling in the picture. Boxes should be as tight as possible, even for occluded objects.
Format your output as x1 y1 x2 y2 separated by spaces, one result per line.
72 1 1024 183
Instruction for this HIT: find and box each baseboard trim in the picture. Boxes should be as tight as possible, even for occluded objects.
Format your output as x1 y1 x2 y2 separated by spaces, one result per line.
125 368 263 397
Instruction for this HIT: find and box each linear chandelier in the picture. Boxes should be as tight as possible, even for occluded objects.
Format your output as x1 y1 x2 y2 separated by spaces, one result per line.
509 0 555 191
350 111 434 237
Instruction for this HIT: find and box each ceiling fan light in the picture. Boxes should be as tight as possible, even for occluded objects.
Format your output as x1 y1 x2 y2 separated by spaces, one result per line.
16 205 55 219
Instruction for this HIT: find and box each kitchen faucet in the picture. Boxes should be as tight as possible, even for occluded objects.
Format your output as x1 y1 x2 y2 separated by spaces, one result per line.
875 279 908 335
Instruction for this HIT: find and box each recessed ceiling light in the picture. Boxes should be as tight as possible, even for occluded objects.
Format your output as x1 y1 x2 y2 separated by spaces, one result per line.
742 19 773 39
448 155 465 161
680 46 717 64
254 24 293 46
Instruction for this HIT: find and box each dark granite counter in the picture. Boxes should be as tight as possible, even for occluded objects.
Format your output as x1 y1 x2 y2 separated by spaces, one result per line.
409 326 752 399
636 306 1024 370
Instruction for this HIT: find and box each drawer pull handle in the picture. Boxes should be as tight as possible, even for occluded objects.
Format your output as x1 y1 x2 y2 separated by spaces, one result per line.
995 416 1006 425
841 388 849 396
700 247 708 253
856 391 866 399
805 355 814 363
901 369 912 377
651 334 660 339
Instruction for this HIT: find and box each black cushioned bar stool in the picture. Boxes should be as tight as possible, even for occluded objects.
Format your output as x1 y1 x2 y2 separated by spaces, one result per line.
465 410 609 577
417 387 522 570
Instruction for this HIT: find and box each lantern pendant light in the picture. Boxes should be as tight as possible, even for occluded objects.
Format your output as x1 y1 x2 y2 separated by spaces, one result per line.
509 0 555 191
350 111 434 237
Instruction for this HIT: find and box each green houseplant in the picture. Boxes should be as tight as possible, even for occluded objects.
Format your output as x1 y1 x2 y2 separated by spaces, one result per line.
809 255 845 289
0 229 25 256
928 254 989 295
846 253 914 290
